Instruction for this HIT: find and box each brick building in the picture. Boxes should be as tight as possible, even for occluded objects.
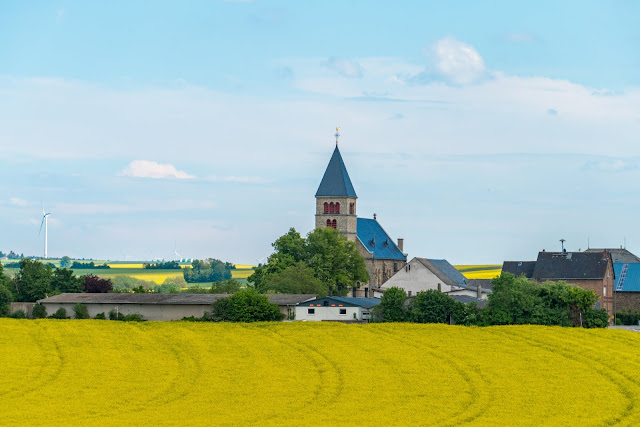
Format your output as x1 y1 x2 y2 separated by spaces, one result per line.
315 137 407 295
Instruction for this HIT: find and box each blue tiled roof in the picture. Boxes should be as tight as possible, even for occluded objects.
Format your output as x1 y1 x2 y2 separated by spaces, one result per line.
328 297 382 307
357 218 406 261
614 263 640 292
428 259 467 287
315 146 358 198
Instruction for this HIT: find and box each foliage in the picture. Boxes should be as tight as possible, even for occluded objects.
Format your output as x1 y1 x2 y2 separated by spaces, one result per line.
32 304 47 319
144 261 181 270
14 259 53 302
378 287 408 322
181 286 211 294
122 313 145 322
250 227 368 294
184 259 233 283
259 263 327 296
154 282 182 294
0 264 13 316
584 308 609 328
210 279 243 294
408 290 457 324
616 311 640 326
73 303 90 319
71 261 110 269
51 268 83 293
206 290 284 322
49 308 68 319
9 310 26 319
83 275 113 293
108 309 124 321
94 312 106 319
60 256 72 268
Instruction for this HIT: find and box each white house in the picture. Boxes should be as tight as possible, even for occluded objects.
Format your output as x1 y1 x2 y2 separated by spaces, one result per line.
295 296 381 321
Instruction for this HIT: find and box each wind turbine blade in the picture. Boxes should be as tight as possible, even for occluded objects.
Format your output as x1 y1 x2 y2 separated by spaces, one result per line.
38 216 45 236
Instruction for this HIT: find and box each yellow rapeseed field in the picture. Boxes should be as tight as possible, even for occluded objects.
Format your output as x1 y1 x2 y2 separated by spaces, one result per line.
1 320 640 426
231 269 255 279
455 265 502 279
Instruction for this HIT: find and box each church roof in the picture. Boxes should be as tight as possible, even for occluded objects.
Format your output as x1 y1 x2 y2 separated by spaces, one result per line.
357 218 406 261
315 145 358 198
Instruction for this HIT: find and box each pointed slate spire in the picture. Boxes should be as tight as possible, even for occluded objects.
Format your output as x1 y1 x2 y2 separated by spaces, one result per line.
315 145 358 197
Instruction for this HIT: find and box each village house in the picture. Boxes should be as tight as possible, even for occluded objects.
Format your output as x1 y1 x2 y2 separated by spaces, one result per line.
376 257 491 300
295 296 381 321
37 293 316 321
315 133 407 296
503 250 615 316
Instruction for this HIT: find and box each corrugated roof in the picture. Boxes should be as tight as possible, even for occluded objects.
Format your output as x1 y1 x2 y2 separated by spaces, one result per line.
356 218 406 261
38 293 317 306
532 251 610 280
614 263 640 292
315 146 357 198
502 261 536 278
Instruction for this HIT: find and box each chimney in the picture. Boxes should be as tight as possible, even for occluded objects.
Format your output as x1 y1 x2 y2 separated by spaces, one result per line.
397 238 404 252
603 250 608 260
373 213 377 220
352 286 357 297
364 287 369 298
329 285 333 297
477 284 482 300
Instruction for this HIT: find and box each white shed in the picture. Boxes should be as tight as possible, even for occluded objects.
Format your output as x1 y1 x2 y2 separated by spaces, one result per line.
295 296 381 321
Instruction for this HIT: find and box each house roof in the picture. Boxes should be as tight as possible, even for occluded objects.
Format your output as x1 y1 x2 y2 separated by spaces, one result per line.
585 248 640 263
414 258 467 288
532 251 611 280
315 145 357 198
614 263 640 292
356 218 406 261
465 279 494 292
502 261 536 278
301 296 381 308
449 295 488 308
38 293 317 306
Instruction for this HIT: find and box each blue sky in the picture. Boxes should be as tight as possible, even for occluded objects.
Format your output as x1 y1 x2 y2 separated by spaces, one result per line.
1 1 640 263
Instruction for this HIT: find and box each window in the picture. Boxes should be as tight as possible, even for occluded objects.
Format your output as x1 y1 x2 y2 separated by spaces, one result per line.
349 203 354 214
332 219 337 229
394 262 398 272
329 202 335 213
335 202 340 214
323 202 328 214
339 308 347 315
308 308 315 315
603 287 607 297
326 219 331 227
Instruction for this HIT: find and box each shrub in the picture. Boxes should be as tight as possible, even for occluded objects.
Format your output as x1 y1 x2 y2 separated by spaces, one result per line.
49 308 68 319
83 275 113 293
108 309 124 320
32 304 48 319
73 303 90 319
94 312 106 320
209 290 284 322
616 311 640 326
408 290 456 324
9 309 27 319
583 308 609 328
122 313 145 322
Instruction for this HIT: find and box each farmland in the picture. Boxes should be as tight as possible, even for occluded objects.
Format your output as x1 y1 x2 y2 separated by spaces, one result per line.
455 265 502 279
1 320 639 426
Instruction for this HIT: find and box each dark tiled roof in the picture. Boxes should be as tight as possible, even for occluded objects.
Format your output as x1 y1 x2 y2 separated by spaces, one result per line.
465 279 494 291
38 293 316 306
357 218 406 261
449 294 488 308
502 261 536 278
532 251 611 280
614 263 640 292
414 258 466 288
585 248 640 263
315 146 357 197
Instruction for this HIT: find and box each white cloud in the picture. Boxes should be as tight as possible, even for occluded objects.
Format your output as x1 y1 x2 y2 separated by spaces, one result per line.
324 57 364 79
9 197 29 207
430 37 486 85
120 160 195 179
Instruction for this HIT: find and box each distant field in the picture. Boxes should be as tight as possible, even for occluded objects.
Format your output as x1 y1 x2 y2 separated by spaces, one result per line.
454 265 502 280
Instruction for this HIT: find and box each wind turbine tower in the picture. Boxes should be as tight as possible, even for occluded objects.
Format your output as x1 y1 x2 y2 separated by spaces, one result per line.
39 206 52 259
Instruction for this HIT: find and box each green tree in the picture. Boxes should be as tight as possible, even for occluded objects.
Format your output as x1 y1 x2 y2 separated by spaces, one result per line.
260 262 327 296
154 282 181 294
379 287 408 322
250 227 368 294
184 258 233 283
210 279 243 294
207 289 284 322
60 256 72 268
32 304 47 319
14 259 53 302
0 263 13 315
82 275 113 293
408 290 456 324
51 268 83 293
485 273 540 325
73 303 90 319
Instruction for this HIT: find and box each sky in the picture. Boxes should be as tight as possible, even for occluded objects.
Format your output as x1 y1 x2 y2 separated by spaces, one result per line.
1 0 640 264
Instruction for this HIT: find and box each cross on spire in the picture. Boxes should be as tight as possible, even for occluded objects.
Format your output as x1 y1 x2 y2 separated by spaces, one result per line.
334 127 340 145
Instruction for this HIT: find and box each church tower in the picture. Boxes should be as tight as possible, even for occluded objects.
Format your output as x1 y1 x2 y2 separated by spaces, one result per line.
315 129 358 240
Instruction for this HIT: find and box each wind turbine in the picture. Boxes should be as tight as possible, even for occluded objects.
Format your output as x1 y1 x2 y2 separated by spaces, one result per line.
173 241 182 261
39 203 52 259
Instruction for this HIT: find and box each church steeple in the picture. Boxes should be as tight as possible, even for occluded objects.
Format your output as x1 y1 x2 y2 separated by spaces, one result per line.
315 145 358 198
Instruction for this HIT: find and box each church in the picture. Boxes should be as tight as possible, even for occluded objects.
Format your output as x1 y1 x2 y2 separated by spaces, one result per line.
315 132 407 296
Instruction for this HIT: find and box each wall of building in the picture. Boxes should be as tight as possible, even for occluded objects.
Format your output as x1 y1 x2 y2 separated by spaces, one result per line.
380 259 454 295
295 305 362 321
9 302 36 318
614 292 640 312
546 277 614 316
41 302 211 321
355 241 406 290
315 197 357 236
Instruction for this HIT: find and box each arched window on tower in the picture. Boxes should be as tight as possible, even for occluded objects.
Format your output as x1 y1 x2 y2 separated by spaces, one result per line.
349 203 354 214
332 219 337 229
323 202 329 214
329 202 335 214
326 219 331 228
335 202 340 214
